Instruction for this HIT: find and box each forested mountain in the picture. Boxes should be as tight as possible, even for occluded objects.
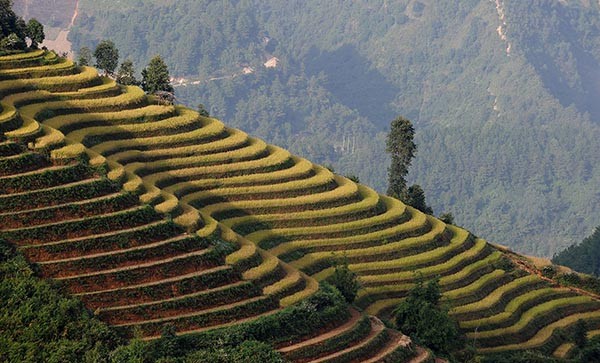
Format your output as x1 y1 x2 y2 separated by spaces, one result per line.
29 0 600 257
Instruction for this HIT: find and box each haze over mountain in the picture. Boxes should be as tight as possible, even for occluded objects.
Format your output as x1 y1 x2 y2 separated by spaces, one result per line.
16 0 600 257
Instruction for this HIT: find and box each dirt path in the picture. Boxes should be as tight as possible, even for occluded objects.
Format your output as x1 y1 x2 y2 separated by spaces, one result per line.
509 254 600 302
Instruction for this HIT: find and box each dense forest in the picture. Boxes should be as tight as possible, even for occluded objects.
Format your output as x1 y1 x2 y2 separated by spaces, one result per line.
55 0 600 257
553 226 600 277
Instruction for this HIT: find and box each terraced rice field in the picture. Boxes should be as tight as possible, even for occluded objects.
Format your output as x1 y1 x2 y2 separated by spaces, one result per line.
1 50 600 358
0 50 419 362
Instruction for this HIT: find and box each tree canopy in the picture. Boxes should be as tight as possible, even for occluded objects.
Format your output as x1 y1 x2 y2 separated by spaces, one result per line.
141 55 174 94
116 59 139 86
0 0 27 51
26 18 44 48
393 278 462 355
77 46 92 66
405 184 433 215
94 40 119 75
553 226 600 276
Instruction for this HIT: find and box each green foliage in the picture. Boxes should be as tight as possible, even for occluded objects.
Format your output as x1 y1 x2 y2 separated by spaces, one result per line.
326 257 361 303
572 319 588 349
0 32 23 50
405 184 433 215
345 174 360 183
579 336 600 362
25 18 44 48
141 55 173 94
0 239 121 363
554 272 600 296
393 278 463 355
479 350 563 363
0 0 27 50
197 103 209 117
77 46 92 66
553 226 600 276
386 116 416 200
185 341 283 363
110 338 148 363
116 59 138 86
439 212 454 225
94 40 119 75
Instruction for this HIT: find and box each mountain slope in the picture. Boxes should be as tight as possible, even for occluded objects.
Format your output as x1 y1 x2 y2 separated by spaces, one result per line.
1 50 600 357
45 0 600 257
0 50 415 362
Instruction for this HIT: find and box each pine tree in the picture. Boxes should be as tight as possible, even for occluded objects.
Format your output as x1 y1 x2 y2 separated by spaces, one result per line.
141 55 174 94
386 116 416 200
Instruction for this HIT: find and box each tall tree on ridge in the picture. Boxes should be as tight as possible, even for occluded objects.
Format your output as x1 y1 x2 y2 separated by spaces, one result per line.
386 116 416 200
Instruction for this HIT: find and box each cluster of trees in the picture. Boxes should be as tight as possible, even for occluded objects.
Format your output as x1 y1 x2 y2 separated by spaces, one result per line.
553 225 600 276
0 0 44 52
78 41 173 97
394 278 464 359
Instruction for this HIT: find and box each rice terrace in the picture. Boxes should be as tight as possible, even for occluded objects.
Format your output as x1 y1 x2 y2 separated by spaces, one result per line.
2 1 600 362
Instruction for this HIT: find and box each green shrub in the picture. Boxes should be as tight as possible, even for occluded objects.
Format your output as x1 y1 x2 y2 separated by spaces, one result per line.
326 257 360 303
393 278 463 355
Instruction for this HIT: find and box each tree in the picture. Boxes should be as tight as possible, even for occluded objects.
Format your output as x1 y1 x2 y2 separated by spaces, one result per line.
345 174 360 183
141 55 174 94
327 257 360 303
439 212 454 225
77 46 92 66
0 32 21 50
94 40 119 75
116 59 139 85
26 18 44 48
386 116 416 200
197 103 210 117
405 184 433 214
0 0 26 40
393 278 462 355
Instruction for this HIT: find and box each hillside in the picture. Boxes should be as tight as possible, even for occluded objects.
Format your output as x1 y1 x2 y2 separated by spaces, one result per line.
48 0 600 257
0 50 417 362
1 49 600 360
